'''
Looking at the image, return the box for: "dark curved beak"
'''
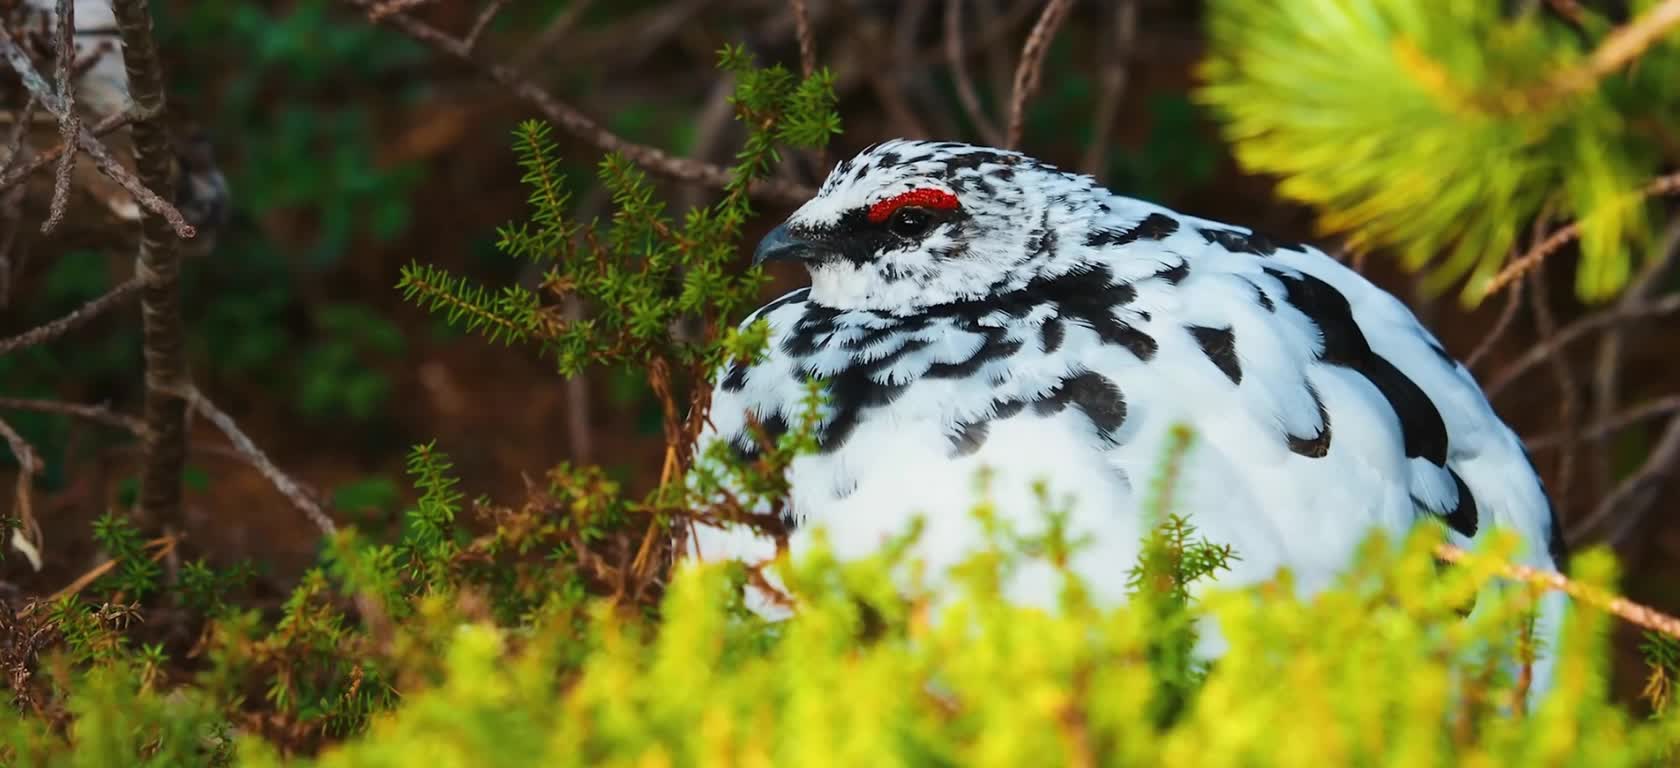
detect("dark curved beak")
[753,223,816,266]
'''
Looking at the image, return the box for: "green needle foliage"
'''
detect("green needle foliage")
[1197,1,1680,303]
[398,45,840,376]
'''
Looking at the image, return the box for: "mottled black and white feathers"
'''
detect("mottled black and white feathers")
[689,139,1567,693]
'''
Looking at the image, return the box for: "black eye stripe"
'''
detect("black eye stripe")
[788,203,967,267]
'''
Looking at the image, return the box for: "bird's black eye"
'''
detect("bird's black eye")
[888,207,933,238]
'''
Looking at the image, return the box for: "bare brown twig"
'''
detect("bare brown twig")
[0,109,131,192]
[0,396,335,535]
[789,0,827,173]
[0,414,43,570]
[944,0,1002,146]
[1465,270,1523,371]
[19,534,176,616]
[0,26,195,238]
[0,274,145,356]
[368,0,432,21]
[790,0,816,79]
[1487,293,1680,398]
[1527,262,1579,506]
[511,0,596,70]
[1079,0,1138,176]
[1485,171,1680,295]
[855,13,930,139]
[1435,543,1680,640]
[1584,218,1680,505]
[1573,0,1680,88]
[0,397,145,436]
[0,93,37,307]
[171,384,337,537]
[1005,0,1073,150]
[1572,413,1680,547]
[463,0,510,54]
[346,0,815,205]
[1526,396,1680,451]
[41,0,77,235]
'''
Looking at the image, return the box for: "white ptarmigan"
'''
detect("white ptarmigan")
[687,139,1567,692]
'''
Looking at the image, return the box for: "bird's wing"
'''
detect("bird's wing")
[1095,203,1563,570]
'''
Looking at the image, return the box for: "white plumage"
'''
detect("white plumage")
[687,140,1566,694]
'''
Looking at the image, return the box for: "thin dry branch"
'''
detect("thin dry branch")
[172,384,337,537]
[1577,0,1680,85]
[1079,0,1138,176]
[0,94,37,307]
[19,534,175,615]
[368,0,433,20]
[1465,270,1523,371]
[1585,218,1680,505]
[1526,396,1680,451]
[1485,171,1680,295]
[0,274,145,356]
[1528,258,1580,505]
[1435,542,1680,640]
[790,0,827,173]
[0,396,146,435]
[0,185,23,308]
[0,27,195,238]
[511,0,596,70]
[1573,412,1680,546]
[944,0,1002,146]
[1005,0,1073,150]
[0,414,43,571]
[790,0,816,79]
[1486,293,1680,398]
[0,109,131,192]
[41,0,77,235]
[463,0,510,54]
[0,397,341,533]
[346,0,815,206]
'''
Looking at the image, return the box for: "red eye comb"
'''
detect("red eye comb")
[867,188,960,224]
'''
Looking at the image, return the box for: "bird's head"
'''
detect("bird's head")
[754,139,1102,312]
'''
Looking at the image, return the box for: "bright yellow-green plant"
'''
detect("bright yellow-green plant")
[1197,1,1680,302]
[229,507,1680,767]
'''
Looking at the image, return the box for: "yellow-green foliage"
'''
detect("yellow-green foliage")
[1196,1,1680,303]
[229,519,1679,768]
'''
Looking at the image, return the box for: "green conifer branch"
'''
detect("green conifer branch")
[1198,1,1679,303]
